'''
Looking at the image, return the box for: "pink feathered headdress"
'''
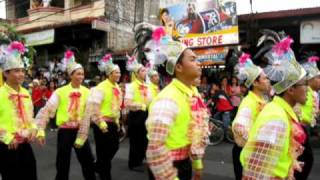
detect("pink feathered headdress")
[272,36,294,56]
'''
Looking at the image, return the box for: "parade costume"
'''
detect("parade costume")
[0,41,38,180]
[81,54,122,180]
[125,52,151,170]
[293,54,320,180]
[240,32,307,179]
[231,53,267,180]
[134,23,209,180]
[35,50,95,180]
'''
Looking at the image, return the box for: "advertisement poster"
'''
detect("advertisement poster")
[300,20,320,44]
[160,0,239,48]
[193,47,229,65]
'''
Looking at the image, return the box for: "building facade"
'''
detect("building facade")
[4,0,159,76]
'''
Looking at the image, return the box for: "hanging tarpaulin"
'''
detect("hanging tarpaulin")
[23,29,55,47]
[160,0,239,48]
[193,46,229,65]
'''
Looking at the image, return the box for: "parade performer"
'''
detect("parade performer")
[125,49,151,170]
[35,50,96,180]
[148,69,160,99]
[231,52,270,180]
[134,22,209,180]
[81,53,122,180]
[0,41,38,180]
[240,32,308,179]
[294,52,320,180]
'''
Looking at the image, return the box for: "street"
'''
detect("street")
[34,130,320,180]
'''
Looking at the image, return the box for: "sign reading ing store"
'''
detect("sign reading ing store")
[161,0,239,48]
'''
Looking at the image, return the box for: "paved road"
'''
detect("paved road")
[33,130,320,180]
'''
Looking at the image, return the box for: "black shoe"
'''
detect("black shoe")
[129,165,145,172]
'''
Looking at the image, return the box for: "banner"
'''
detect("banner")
[160,0,238,48]
[23,29,55,46]
[301,20,320,44]
[193,46,229,65]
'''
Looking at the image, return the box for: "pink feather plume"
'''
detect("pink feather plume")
[308,56,319,63]
[272,36,294,56]
[152,27,166,43]
[239,53,251,65]
[126,54,136,64]
[64,50,74,60]
[8,41,26,54]
[102,54,112,62]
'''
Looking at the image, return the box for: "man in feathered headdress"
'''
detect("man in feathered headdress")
[132,22,209,180]
[81,53,122,180]
[241,31,308,180]
[0,41,38,180]
[35,50,96,180]
[293,52,320,180]
[231,52,270,180]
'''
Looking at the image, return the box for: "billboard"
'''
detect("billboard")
[160,0,238,48]
[301,20,320,44]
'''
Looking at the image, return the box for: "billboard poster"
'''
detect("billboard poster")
[300,20,320,44]
[160,0,239,48]
[193,47,229,65]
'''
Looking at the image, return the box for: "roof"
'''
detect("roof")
[239,6,320,21]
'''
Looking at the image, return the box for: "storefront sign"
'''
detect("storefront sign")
[301,20,320,44]
[23,29,55,46]
[193,46,229,65]
[161,0,239,48]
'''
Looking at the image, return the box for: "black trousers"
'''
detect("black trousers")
[55,128,96,180]
[128,110,148,168]
[232,144,243,180]
[0,142,37,180]
[148,158,192,180]
[93,122,119,180]
[294,126,314,180]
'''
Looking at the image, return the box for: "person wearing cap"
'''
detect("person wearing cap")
[293,53,320,180]
[240,33,308,179]
[35,50,96,180]
[81,54,122,180]
[0,41,38,180]
[148,69,160,99]
[145,40,208,179]
[231,53,270,180]
[125,53,151,171]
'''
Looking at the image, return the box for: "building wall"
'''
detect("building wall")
[105,0,158,51]
[7,0,159,52]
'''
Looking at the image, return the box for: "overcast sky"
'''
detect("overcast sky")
[0,0,320,19]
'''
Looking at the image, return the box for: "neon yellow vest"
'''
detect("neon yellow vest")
[299,87,315,125]
[96,79,122,121]
[0,70,3,87]
[149,79,193,150]
[240,96,294,178]
[149,83,159,99]
[55,84,89,126]
[232,91,266,128]
[132,79,148,105]
[0,84,36,144]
